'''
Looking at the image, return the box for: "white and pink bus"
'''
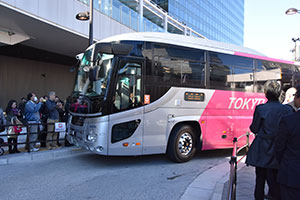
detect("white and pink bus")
[66,32,300,162]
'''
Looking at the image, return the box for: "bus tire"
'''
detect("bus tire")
[167,124,196,163]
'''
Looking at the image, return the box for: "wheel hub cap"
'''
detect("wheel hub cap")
[178,132,193,156]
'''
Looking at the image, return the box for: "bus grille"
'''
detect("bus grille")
[71,116,85,126]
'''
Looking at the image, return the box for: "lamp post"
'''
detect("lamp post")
[292,38,300,61]
[76,0,94,46]
[285,8,300,15]
[285,9,300,61]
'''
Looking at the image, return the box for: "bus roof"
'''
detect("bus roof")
[98,32,295,65]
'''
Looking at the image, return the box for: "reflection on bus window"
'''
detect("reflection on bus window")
[210,64,233,90]
[227,67,254,92]
[255,60,293,93]
[113,61,142,113]
[152,44,205,87]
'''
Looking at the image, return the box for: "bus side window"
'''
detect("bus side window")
[209,64,233,90]
[113,61,142,113]
[153,44,205,87]
[254,60,286,93]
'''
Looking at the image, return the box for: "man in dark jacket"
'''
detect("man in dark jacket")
[45,91,59,150]
[246,80,293,200]
[276,85,300,200]
[18,97,27,117]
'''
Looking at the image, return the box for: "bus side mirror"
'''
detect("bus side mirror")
[89,66,105,82]
[76,53,84,60]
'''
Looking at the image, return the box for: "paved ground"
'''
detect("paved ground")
[236,164,256,200]
[0,146,267,200]
[231,162,269,200]
[0,148,233,200]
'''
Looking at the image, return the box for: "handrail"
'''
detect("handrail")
[227,131,254,200]
[0,121,67,155]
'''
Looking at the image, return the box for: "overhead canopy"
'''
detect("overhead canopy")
[0,4,91,57]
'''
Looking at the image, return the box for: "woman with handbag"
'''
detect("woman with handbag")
[7,117,22,153]
[6,100,22,153]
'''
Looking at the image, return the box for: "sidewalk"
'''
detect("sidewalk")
[235,164,256,200]
[0,146,87,165]
[181,158,259,200]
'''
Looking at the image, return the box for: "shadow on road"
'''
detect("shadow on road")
[73,148,233,167]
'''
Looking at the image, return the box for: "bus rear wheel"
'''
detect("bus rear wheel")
[167,125,196,163]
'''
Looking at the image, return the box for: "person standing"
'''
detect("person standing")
[18,97,27,117]
[283,87,297,112]
[0,106,6,134]
[6,100,22,120]
[246,80,293,200]
[25,92,43,152]
[39,95,49,148]
[46,91,59,150]
[5,100,22,153]
[276,84,300,200]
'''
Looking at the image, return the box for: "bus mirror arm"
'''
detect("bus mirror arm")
[89,66,105,82]
[89,66,99,82]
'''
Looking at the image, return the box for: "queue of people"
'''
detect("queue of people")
[0,91,70,154]
[246,81,300,200]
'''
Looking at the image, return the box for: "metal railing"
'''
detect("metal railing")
[0,122,68,156]
[227,132,253,200]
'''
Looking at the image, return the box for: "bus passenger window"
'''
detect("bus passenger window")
[181,61,205,87]
[230,67,254,92]
[254,61,285,93]
[210,64,233,90]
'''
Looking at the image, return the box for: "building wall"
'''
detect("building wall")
[0,55,76,109]
[0,0,135,42]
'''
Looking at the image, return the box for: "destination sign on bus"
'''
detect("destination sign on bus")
[184,92,205,102]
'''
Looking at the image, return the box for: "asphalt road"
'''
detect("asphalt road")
[0,149,232,200]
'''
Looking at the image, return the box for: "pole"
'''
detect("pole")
[292,38,300,61]
[89,0,94,46]
[294,38,297,61]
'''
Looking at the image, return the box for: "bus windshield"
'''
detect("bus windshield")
[75,49,114,97]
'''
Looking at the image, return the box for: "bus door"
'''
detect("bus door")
[108,58,144,155]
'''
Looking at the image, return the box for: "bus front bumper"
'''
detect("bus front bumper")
[67,120,108,155]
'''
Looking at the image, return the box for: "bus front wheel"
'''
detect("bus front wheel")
[167,124,196,163]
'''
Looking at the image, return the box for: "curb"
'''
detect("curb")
[218,159,247,200]
[180,161,230,200]
[0,147,87,165]
[180,156,247,200]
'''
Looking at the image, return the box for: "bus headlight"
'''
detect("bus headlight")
[86,133,97,142]
[95,146,104,152]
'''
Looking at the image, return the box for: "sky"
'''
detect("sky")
[244,0,300,61]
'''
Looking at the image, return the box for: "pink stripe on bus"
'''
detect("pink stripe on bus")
[234,52,294,65]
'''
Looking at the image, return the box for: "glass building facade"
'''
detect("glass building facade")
[78,0,244,45]
[78,0,165,33]
[154,0,245,46]
[78,0,205,38]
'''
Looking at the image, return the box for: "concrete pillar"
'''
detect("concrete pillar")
[164,14,168,32]
[138,0,143,31]
[184,26,187,36]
